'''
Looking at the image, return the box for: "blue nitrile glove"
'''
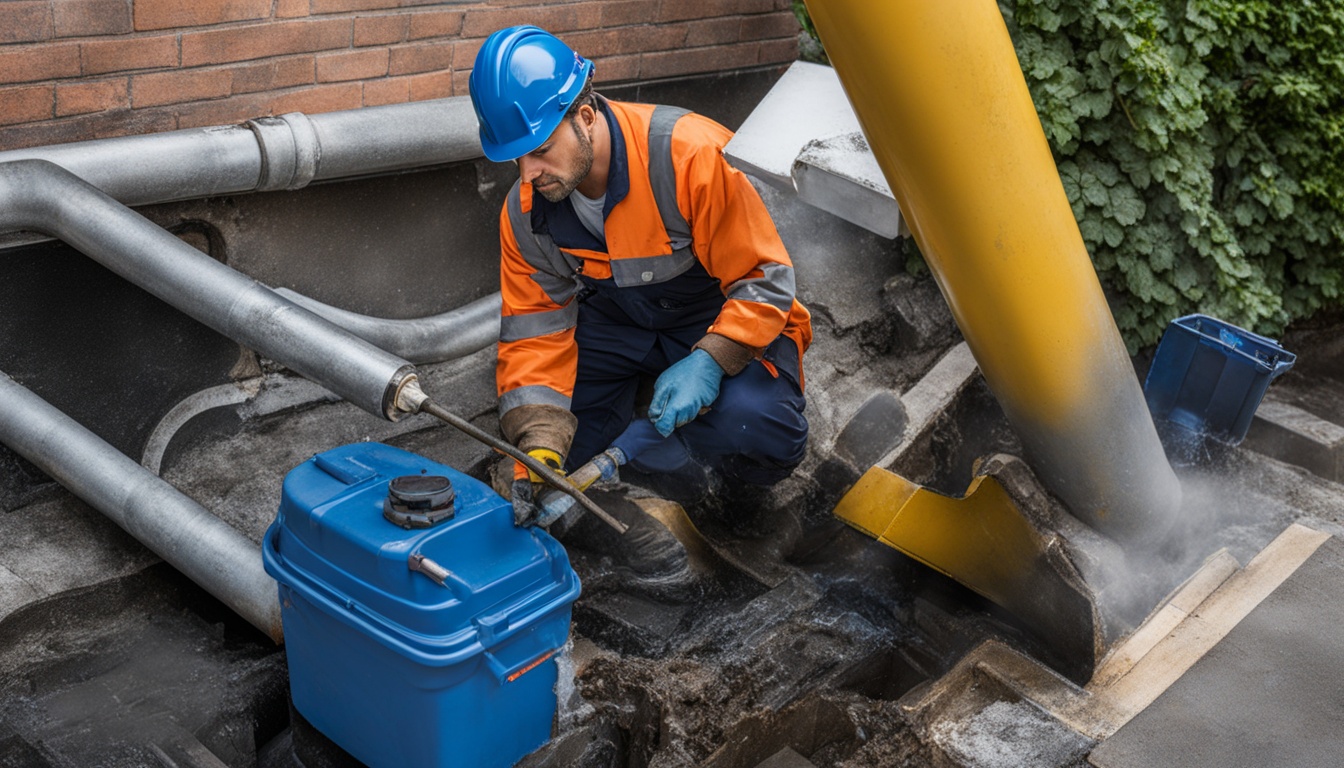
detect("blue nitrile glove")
[648,349,724,437]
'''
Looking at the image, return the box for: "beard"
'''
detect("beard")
[533,117,595,203]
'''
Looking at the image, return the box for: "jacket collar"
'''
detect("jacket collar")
[530,96,629,251]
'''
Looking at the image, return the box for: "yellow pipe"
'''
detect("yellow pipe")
[805,0,1180,543]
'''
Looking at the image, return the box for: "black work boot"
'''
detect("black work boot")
[555,488,697,603]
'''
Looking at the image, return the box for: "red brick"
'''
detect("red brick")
[181,18,352,66]
[452,68,470,96]
[561,29,620,60]
[592,54,639,84]
[686,17,742,47]
[173,92,270,128]
[231,56,316,93]
[0,85,54,126]
[451,38,482,70]
[0,2,53,45]
[310,0,397,13]
[56,78,130,116]
[135,0,272,31]
[408,10,463,40]
[363,76,409,106]
[0,107,176,150]
[133,68,233,107]
[564,24,684,58]
[757,37,797,65]
[275,0,310,18]
[639,42,759,79]
[461,4,602,38]
[739,11,800,41]
[82,34,179,74]
[0,44,81,84]
[317,48,388,82]
[408,70,453,101]
[354,14,407,46]
[477,0,588,6]
[658,0,776,22]
[388,41,453,76]
[53,0,132,37]
[269,82,362,114]
[601,0,658,27]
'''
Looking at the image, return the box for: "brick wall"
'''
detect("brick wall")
[0,0,799,151]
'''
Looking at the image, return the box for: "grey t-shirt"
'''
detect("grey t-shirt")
[570,189,607,245]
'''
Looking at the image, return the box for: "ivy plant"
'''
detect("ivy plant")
[1003,0,1344,350]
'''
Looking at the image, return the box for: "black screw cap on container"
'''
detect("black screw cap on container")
[384,475,456,528]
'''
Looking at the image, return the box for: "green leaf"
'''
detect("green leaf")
[971,0,1344,347]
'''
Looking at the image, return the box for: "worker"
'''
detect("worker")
[469,25,812,541]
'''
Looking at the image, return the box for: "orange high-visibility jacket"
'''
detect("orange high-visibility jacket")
[495,99,812,419]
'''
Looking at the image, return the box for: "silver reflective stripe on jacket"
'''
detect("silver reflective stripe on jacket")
[612,105,697,288]
[499,303,579,343]
[725,261,796,313]
[647,106,693,249]
[500,384,572,413]
[506,104,704,296]
[507,181,584,305]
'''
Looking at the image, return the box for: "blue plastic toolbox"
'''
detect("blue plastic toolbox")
[263,443,581,768]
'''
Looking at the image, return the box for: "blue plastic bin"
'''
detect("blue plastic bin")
[263,443,581,768]
[1144,314,1296,444]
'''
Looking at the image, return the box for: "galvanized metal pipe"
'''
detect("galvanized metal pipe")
[0,372,283,642]
[274,288,502,364]
[0,159,416,421]
[0,97,483,207]
[806,0,1181,544]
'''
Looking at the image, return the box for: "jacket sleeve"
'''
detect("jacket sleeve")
[496,198,579,454]
[673,116,798,373]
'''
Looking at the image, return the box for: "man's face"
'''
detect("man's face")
[517,110,594,203]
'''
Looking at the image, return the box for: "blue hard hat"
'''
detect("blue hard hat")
[469,26,594,162]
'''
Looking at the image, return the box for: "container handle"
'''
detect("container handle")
[484,648,556,685]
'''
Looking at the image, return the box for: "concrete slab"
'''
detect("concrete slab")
[0,496,157,623]
[1245,393,1344,482]
[794,131,903,238]
[1089,534,1344,768]
[755,746,816,768]
[724,61,904,239]
[724,61,863,191]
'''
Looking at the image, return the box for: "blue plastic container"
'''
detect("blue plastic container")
[262,443,580,768]
[1144,314,1296,444]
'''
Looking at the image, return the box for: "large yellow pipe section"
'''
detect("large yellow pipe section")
[806,0,1180,543]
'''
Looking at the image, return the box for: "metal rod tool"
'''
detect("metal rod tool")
[416,398,628,535]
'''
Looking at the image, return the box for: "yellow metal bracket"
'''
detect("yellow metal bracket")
[834,461,1109,681]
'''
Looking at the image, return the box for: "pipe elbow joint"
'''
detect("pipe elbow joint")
[0,158,74,232]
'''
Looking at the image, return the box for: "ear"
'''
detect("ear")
[578,103,597,131]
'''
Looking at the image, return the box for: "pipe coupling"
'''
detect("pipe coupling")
[248,113,319,192]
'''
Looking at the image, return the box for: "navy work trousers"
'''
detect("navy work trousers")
[566,279,808,486]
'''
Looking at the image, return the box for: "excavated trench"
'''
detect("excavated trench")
[4,250,1344,767]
